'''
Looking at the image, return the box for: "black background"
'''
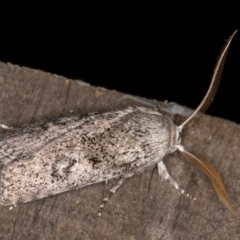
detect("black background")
[0,7,239,122]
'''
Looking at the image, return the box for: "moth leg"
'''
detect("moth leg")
[0,124,13,130]
[98,173,133,216]
[157,161,196,200]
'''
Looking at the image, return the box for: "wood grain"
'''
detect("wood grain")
[0,61,239,240]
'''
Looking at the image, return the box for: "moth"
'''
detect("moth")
[0,30,237,217]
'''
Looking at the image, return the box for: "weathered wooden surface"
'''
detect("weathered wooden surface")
[0,62,239,240]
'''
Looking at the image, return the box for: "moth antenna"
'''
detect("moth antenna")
[176,146,238,216]
[179,30,238,130]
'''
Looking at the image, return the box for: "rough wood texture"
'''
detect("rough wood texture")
[0,62,239,240]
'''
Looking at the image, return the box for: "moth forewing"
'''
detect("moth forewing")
[0,107,176,206]
[0,30,238,217]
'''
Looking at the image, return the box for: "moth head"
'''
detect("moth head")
[174,30,239,216]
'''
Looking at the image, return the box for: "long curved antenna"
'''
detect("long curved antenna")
[179,30,238,129]
[177,147,238,216]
